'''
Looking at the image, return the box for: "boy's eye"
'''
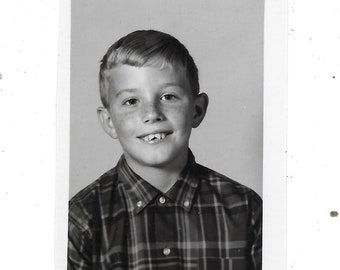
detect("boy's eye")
[123,98,138,106]
[160,94,177,101]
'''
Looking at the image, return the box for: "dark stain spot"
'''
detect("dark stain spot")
[330,211,338,217]
[0,73,2,80]
[332,76,335,79]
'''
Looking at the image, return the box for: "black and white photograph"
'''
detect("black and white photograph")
[68,0,263,269]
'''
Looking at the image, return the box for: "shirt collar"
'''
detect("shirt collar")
[117,156,159,215]
[117,149,199,215]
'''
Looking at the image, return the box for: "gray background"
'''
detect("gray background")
[70,0,264,198]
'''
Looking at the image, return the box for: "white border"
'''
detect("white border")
[55,0,70,268]
[263,0,287,269]
[1,1,59,269]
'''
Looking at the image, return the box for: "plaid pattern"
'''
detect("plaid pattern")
[68,152,262,270]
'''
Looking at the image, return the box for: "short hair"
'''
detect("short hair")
[99,30,200,108]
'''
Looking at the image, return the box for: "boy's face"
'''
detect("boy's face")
[98,65,207,170]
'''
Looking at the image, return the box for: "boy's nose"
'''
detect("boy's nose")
[142,102,164,123]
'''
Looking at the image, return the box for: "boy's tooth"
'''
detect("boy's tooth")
[142,133,167,142]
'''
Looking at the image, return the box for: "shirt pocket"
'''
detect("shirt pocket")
[197,257,248,270]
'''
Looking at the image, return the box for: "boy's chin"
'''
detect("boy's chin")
[125,148,189,169]
[133,155,181,168]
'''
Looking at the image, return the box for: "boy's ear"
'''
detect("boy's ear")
[192,93,209,128]
[97,107,118,139]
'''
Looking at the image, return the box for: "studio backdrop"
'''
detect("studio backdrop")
[70,0,264,198]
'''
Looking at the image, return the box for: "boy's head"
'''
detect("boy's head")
[99,30,200,109]
[97,30,208,171]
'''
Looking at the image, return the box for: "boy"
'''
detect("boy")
[68,30,262,270]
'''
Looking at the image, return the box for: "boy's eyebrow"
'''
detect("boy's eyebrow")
[114,88,138,98]
[115,83,186,97]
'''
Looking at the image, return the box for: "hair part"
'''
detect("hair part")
[99,30,200,108]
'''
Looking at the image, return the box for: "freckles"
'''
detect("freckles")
[115,108,139,120]
[114,110,139,132]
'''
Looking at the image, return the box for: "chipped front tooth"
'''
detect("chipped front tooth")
[142,133,167,142]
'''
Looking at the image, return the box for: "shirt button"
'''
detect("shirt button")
[163,247,171,256]
[183,200,190,208]
[159,196,166,204]
[136,201,143,208]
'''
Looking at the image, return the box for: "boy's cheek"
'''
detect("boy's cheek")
[112,109,139,123]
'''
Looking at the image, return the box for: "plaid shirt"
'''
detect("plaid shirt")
[68,152,262,270]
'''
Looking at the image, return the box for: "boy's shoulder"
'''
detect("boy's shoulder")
[194,162,262,205]
[68,165,122,237]
[69,166,119,208]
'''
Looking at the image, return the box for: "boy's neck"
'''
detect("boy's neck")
[125,152,188,193]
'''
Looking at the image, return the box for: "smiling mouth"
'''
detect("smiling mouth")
[139,132,170,143]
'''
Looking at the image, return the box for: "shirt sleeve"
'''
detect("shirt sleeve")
[249,191,262,270]
[68,204,92,270]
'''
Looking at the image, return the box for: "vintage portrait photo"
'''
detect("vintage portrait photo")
[68,0,264,269]
[5,0,340,269]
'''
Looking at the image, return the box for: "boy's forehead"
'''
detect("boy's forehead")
[107,64,191,93]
